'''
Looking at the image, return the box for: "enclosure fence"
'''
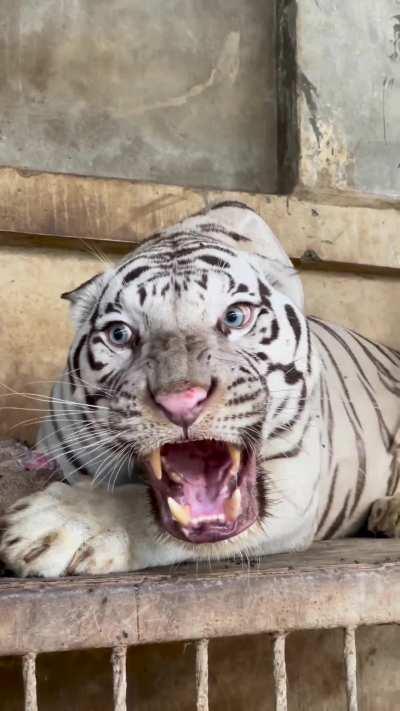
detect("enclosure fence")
[1,539,399,711]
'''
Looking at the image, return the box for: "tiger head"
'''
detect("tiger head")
[62,203,319,547]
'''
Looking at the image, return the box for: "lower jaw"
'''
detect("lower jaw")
[158,511,258,544]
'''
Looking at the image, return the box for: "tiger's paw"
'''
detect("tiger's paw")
[0,482,131,577]
[368,494,400,537]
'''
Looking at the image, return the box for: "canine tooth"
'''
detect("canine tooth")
[149,449,162,480]
[170,471,184,484]
[228,444,241,475]
[167,497,191,526]
[224,488,241,522]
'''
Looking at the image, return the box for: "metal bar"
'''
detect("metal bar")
[22,652,38,711]
[344,627,358,711]
[196,639,209,711]
[112,645,128,711]
[272,633,288,711]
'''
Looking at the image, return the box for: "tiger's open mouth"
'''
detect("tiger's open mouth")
[145,440,258,543]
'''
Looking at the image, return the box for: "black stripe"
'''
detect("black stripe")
[175,242,236,259]
[314,334,363,430]
[87,345,106,371]
[258,279,272,301]
[315,334,367,514]
[226,389,262,407]
[260,319,279,345]
[122,265,150,283]
[269,380,307,439]
[198,255,230,269]
[232,283,249,295]
[316,464,339,536]
[263,413,313,461]
[306,321,312,374]
[321,373,334,474]
[138,286,147,306]
[348,327,400,368]
[199,222,251,243]
[314,319,392,448]
[72,334,87,382]
[268,362,303,385]
[196,273,208,291]
[49,398,90,476]
[323,492,350,539]
[285,304,301,346]
[105,302,121,315]
[210,200,255,213]
[359,338,400,383]
[387,456,400,496]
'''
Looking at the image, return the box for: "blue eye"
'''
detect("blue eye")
[222,304,253,330]
[107,323,133,347]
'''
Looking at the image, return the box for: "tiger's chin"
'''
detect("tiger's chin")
[144,440,259,544]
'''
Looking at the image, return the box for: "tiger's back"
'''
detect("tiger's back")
[311,317,400,539]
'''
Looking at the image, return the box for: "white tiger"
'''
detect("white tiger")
[1,202,400,577]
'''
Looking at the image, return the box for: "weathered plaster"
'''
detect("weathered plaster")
[297,0,400,197]
[0,1,277,192]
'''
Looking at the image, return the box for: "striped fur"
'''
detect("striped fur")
[3,202,400,576]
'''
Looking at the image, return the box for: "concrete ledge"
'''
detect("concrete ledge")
[1,168,400,271]
[0,539,400,655]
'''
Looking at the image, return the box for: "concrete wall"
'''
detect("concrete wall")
[298,0,400,196]
[4,1,400,199]
[0,0,277,193]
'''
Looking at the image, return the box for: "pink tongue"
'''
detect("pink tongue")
[163,442,232,518]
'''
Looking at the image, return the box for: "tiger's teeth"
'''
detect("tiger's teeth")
[224,488,241,522]
[169,471,184,484]
[167,497,191,526]
[228,444,241,476]
[149,449,162,480]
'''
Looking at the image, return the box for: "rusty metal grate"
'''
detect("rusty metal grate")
[2,539,400,711]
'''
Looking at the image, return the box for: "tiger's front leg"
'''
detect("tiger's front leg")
[0,481,190,577]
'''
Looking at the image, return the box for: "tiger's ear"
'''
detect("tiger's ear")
[61,273,105,327]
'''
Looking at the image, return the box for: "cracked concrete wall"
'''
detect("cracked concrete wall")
[298,0,400,197]
[0,0,277,192]
[3,1,400,198]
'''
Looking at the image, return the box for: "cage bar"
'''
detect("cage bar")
[112,645,128,711]
[196,638,209,711]
[344,627,358,711]
[272,633,288,711]
[22,652,38,711]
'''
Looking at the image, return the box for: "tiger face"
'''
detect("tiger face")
[62,203,317,546]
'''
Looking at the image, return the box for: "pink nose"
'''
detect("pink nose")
[154,386,208,426]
